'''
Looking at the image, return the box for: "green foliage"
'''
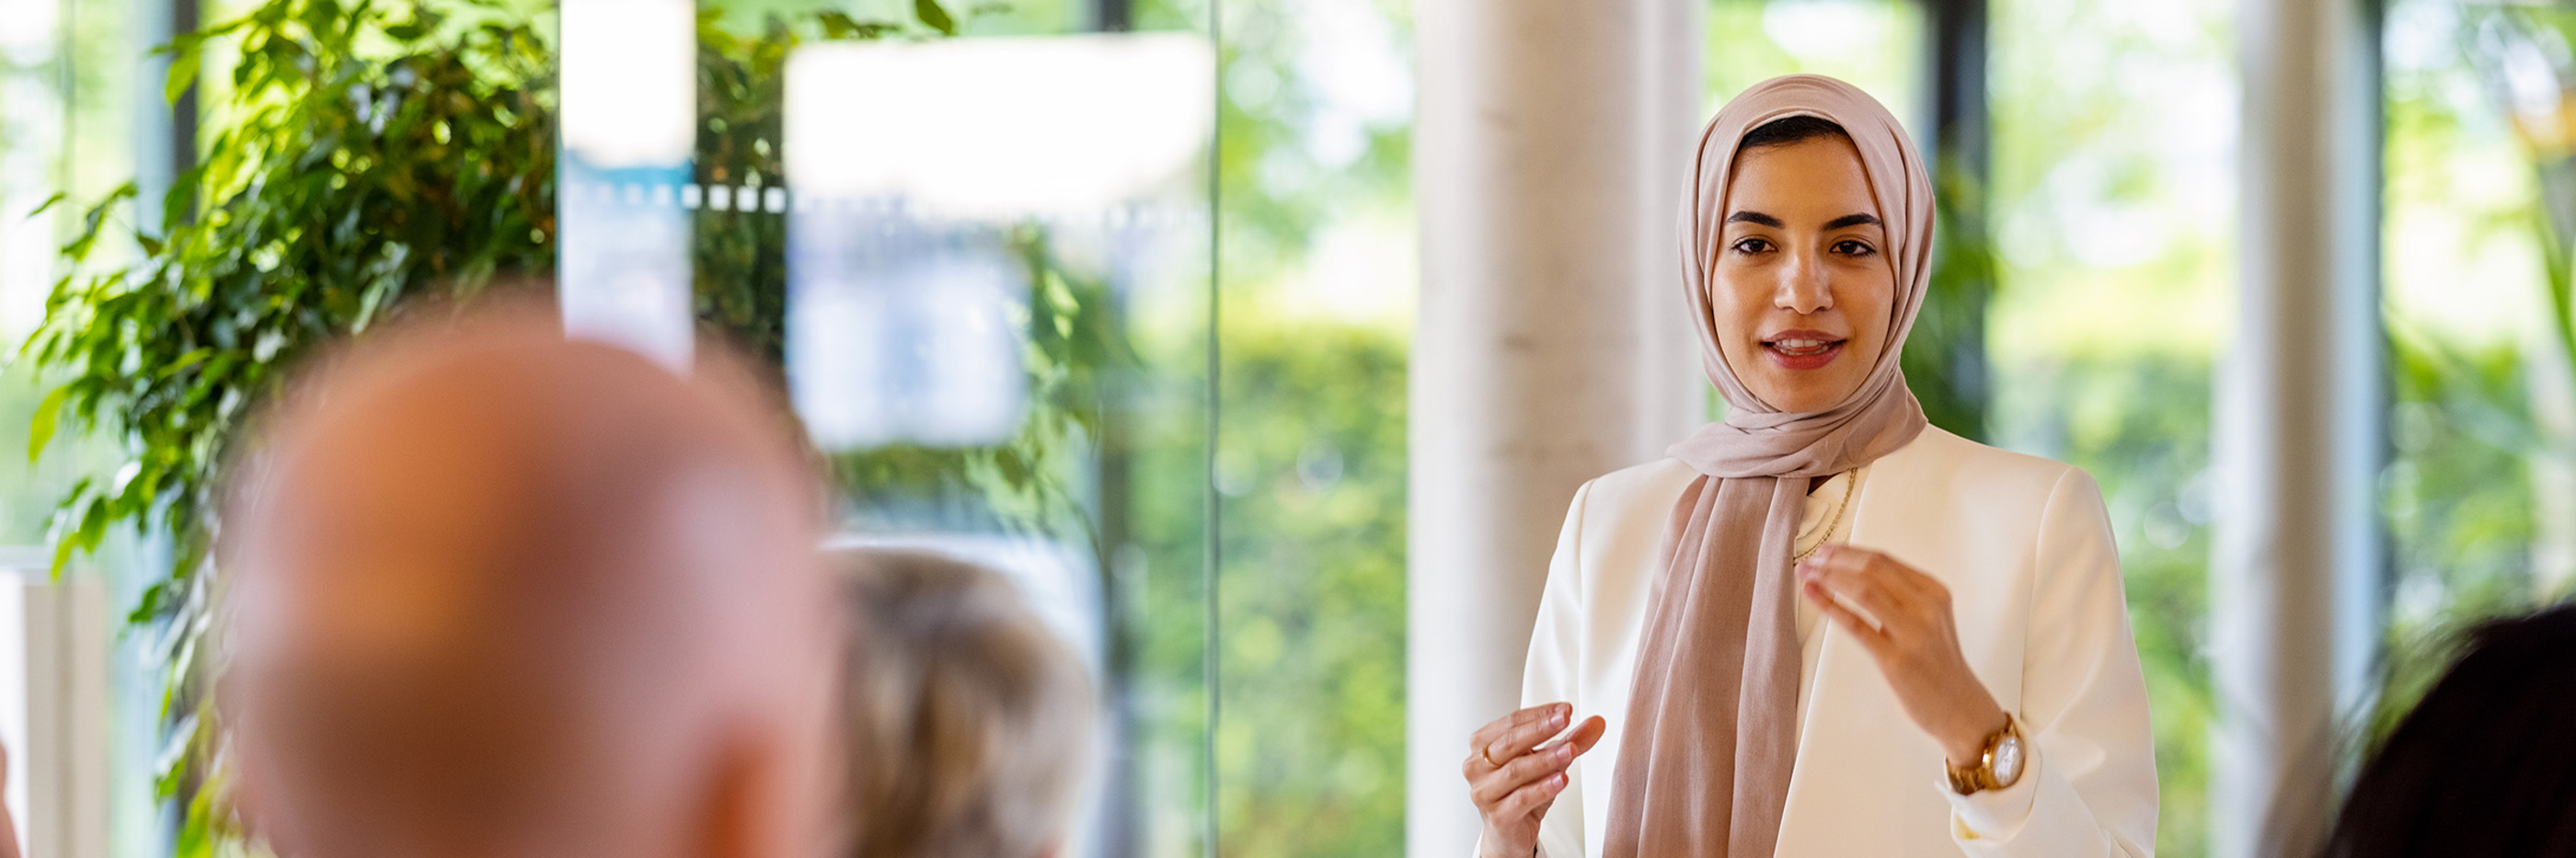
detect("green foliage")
[1203,0,1414,851]
[2369,327,2551,746]
[24,4,557,849]
[30,0,557,614]
[2377,0,2576,757]
[1907,162,1999,441]
[1212,319,1407,857]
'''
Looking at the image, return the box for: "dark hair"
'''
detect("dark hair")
[2320,602,2576,858]
[1739,115,1850,151]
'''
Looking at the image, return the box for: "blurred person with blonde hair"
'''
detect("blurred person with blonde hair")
[221,303,843,858]
[829,548,1095,858]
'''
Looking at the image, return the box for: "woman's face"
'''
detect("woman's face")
[1709,135,1896,414]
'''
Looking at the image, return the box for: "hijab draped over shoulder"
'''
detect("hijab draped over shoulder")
[1600,74,1936,858]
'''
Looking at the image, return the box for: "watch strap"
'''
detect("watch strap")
[1944,715,2020,795]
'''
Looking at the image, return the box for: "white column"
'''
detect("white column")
[2214,0,2383,855]
[1407,0,1700,852]
[23,574,110,858]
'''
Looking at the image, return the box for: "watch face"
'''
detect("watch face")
[1992,734,2025,786]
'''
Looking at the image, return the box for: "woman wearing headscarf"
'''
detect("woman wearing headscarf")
[1458,74,2158,857]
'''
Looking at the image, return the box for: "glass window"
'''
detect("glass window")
[1987,1,2237,853]
[644,2,1224,854]
[1209,0,1414,850]
[2378,0,2575,737]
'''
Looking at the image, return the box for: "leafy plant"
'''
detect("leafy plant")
[1907,160,2000,441]
[26,3,558,848]
[23,0,1133,852]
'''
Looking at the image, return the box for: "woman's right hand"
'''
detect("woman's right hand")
[1464,702,1607,858]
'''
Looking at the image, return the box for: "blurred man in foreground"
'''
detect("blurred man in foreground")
[220,303,841,858]
[1,738,18,858]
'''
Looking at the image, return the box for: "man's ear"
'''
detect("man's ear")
[696,733,783,858]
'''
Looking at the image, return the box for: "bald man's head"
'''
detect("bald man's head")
[222,306,838,858]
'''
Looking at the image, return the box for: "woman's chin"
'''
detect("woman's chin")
[1751,375,1865,414]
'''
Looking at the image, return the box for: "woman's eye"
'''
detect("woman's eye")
[1732,238,1773,255]
[1834,240,1876,257]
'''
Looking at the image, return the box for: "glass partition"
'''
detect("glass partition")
[557,2,1222,854]
[1986,0,2235,852]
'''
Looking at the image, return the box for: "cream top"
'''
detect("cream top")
[1791,466,1866,731]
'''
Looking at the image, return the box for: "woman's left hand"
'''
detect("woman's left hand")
[1796,543,2007,766]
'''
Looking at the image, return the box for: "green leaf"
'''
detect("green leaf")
[165,44,201,106]
[74,496,108,552]
[816,11,899,40]
[25,191,65,220]
[914,0,958,35]
[27,384,66,463]
[125,581,167,626]
[45,479,89,578]
[49,529,75,578]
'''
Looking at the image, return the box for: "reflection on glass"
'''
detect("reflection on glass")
[788,214,1029,449]
[558,0,697,368]
[784,36,1209,451]
[777,29,1215,858]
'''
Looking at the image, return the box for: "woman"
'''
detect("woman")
[1460,74,2156,857]
[830,548,1096,858]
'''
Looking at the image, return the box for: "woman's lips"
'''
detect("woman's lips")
[1762,331,1846,371]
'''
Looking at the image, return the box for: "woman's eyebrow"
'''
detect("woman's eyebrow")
[1825,212,1882,230]
[1724,211,1784,227]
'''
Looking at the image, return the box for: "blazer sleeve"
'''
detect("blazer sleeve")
[1472,480,1596,858]
[1942,467,2159,858]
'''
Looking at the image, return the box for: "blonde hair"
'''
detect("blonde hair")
[832,548,1096,858]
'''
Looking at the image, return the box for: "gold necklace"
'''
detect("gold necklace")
[1792,471,1857,563]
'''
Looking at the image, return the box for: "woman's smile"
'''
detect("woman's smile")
[1761,328,1846,371]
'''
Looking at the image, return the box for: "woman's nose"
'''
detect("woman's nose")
[1773,251,1833,315]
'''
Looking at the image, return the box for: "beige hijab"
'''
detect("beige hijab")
[1602,74,1934,858]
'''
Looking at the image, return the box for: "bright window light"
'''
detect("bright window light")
[784,34,1213,218]
[558,0,696,169]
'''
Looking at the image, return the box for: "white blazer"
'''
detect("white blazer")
[1517,428,2157,857]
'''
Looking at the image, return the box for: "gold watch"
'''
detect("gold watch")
[1944,714,2026,795]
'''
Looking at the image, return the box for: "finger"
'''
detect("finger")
[1470,703,1570,753]
[1493,771,1570,823]
[1799,557,1904,625]
[1822,543,1947,605]
[1472,736,1580,806]
[1546,715,1608,760]
[1478,704,1573,766]
[1804,578,1892,652]
[1806,543,1882,572]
